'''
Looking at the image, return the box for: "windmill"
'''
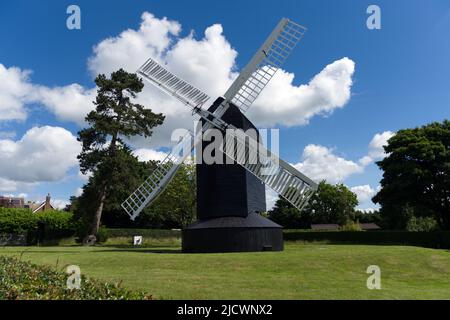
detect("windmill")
[122,18,318,252]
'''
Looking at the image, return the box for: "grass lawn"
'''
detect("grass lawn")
[1,243,449,299]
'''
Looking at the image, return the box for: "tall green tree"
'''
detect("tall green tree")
[73,161,196,230]
[373,120,450,230]
[269,181,358,228]
[74,154,156,230]
[77,69,164,242]
[268,196,311,229]
[304,181,358,225]
[136,163,197,229]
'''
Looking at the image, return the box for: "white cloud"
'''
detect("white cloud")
[249,58,356,127]
[133,148,167,162]
[0,131,16,139]
[0,64,34,121]
[34,84,96,126]
[368,131,395,159]
[51,199,70,210]
[265,188,278,211]
[0,178,20,192]
[359,131,395,165]
[294,144,364,184]
[88,14,238,149]
[358,208,377,213]
[0,64,95,126]
[75,187,83,197]
[88,12,181,76]
[77,170,91,182]
[0,12,356,151]
[0,126,81,183]
[86,13,354,147]
[350,185,376,203]
[0,178,35,193]
[358,155,373,167]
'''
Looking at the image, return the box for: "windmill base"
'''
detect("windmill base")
[182,213,283,253]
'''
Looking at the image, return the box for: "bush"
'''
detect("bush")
[0,208,37,234]
[106,228,181,239]
[34,211,75,242]
[0,208,76,244]
[96,226,109,243]
[406,216,438,232]
[341,221,362,231]
[0,256,151,300]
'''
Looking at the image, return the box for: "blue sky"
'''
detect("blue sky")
[0,0,449,210]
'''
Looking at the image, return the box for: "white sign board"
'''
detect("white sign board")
[133,236,143,246]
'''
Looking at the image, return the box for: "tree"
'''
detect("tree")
[373,120,450,230]
[73,161,196,231]
[268,196,311,229]
[74,152,156,230]
[354,210,381,224]
[136,163,197,229]
[304,181,358,225]
[77,69,164,242]
[268,181,358,228]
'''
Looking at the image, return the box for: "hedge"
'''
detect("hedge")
[0,256,151,300]
[0,208,76,244]
[106,228,450,249]
[283,230,450,249]
[106,228,181,239]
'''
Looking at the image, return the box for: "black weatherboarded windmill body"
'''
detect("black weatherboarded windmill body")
[121,18,318,253]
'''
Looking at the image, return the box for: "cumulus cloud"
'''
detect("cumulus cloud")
[77,170,92,182]
[0,63,95,126]
[0,12,359,201]
[0,12,356,150]
[0,177,35,193]
[294,144,364,184]
[51,199,70,210]
[88,12,181,76]
[265,188,279,211]
[0,126,81,183]
[87,13,238,149]
[350,185,377,203]
[358,208,377,213]
[86,13,354,147]
[0,64,34,121]
[33,85,96,126]
[249,58,355,127]
[359,131,395,165]
[368,131,395,159]
[0,131,16,139]
[132,148,168,162]
[75,187,83,197]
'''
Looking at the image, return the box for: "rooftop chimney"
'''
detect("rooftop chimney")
[45,193,51,210]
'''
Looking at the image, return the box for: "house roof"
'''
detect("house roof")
[359,223,381,230]
[31,201,54,213]
[311,224,340,230]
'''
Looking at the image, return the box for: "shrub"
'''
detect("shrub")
[0,208,37,235]
[34,211,76,242]
[0,256,152,300]
[106,228,181,239]
[0,208,76,244]
[406,216,438,232]
[96,226,109,243]
[341,221,362,231]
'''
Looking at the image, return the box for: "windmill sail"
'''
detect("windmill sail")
[138,58,210,108]
[222,128,318,210]
[223,18,306,112]
[121,132,193,220]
